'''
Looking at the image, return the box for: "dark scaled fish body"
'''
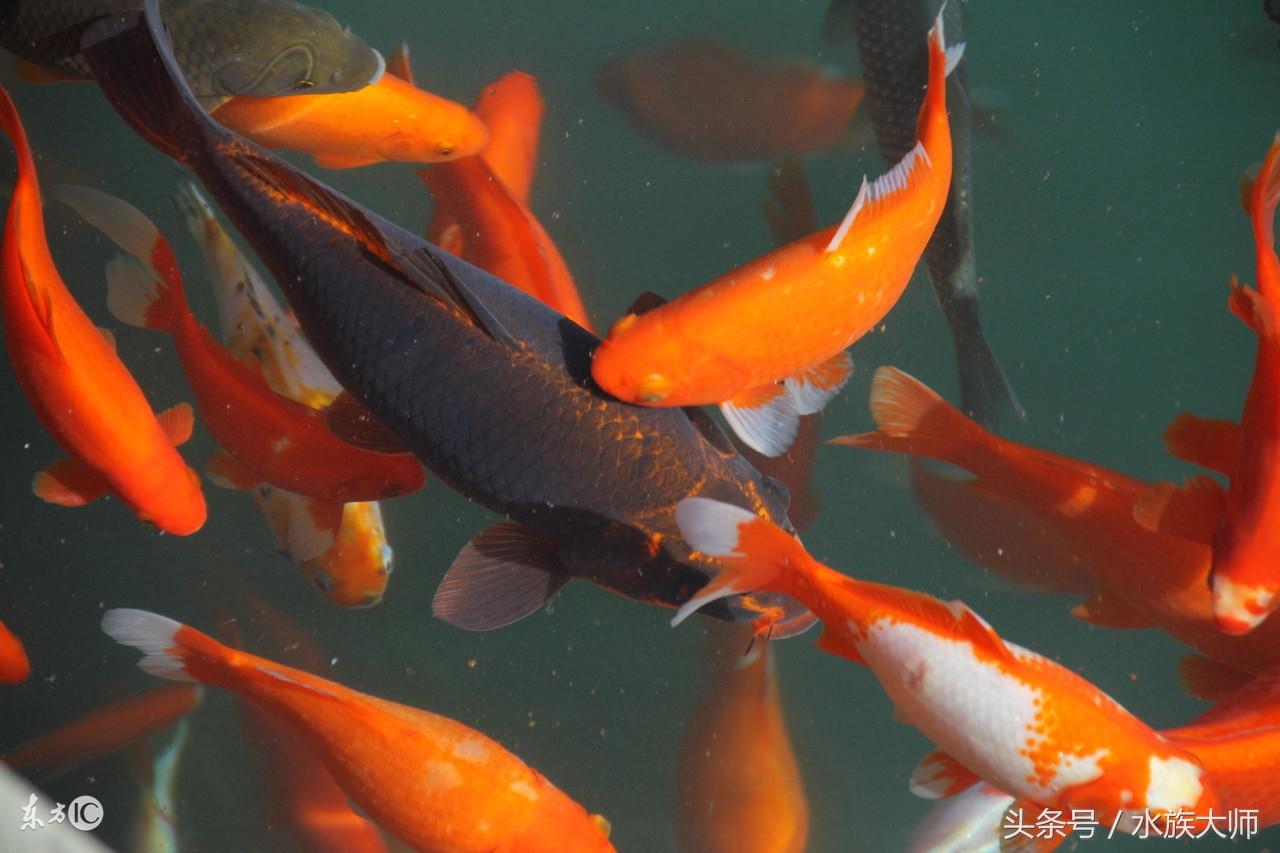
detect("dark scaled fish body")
[832,0,1022,425]
[81,2,811,635]
[0,0,382,106]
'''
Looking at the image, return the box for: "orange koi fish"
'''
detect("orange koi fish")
[1142,134,1280,634]
[175,183,393,606]
[591,11,958,456]
[0,618,29,684]
[102,609,614,852]
[832,367,1280,678]
[54,186,426,504]
[0,86,205,534]
[672,499,1219,826]
[2,684,201,773]
[676,626,808,853]
[210,71,488,169]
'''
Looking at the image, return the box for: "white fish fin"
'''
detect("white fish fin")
[720,384,799,457]
[105,253,162,328]
[785,351,853,415]
[825,176,868,253]
[101,609,197,682]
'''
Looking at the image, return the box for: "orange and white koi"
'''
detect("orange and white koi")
[671,500,1218,825]
[0,85,205,534]
[54,185,425,504]
[590,10,959,456]
[102,609,614,853]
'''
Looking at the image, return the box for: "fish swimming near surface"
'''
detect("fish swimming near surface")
[0,0,384,109]
[591,10,958,457]
[829,0,1021,425]
[1137,133,1280,636]
[103,608,616,852]
[0,86,206,535]
[597,37,864,163]
[80,1,811,635]
[0,618,30,684]
[672,497,1220,832]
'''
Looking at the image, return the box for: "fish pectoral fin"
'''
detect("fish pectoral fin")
[1229,277,1280,341]
[784,351,853,415]
[908,749,981,800]
[325,392,410,454]
[1132,476,1225,543]
[32,457,110,506]
[156,402,195,446]
[203,448,260,490]
[431,523,570,631]
[1069,591,1152,629]
[283,498,340,563]
[1163,412,1238,477]
[1178,654,1255,701]
[311,152,380,170]
[720,383,798,457]
[624,290,668,317]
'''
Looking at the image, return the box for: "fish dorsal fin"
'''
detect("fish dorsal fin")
[948,600,1015,665]
[325,392,410,454]
[1163,412,1239,477]
[785,350,853,415]
[1179,654,1254,702]
[1069,591,1151,629]
[432,522,570,631]
[625,290,668,316]
[156,402,195,446]
[97,326,116,351]
[909,749,981,800]
[19,258,63,358]
[385,245,518,347]
[386,43,415,85]
[1132,476,1226,543]
[824,176,868,253]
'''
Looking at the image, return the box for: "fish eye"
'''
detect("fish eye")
[437,144,455,157]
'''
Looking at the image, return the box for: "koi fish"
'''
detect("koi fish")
[128,719,190,853]
[672,499,1219,827]
[676,626,809,853]
[2,684,201,773]
[174,182,394,606]
[103,608,615,852]
[0,0,383,110]
[834,0,1020,425]
[212,70,487,169]
[591,10,959,456]
[81,3,812,635]
[1142,134,1280,635]
[831,367,1280,678]
[0,618,30,684]
[54,185,426,504]
[0,86,206,534]
[596,37,863,163]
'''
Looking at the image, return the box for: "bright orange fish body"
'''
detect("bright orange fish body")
[56,186,426,504]
[0,85,206,534]
[211,71,488,170]
[673,498,1218,828]
[834,367,1280,677]
[0,618,29,684]
[591,13,955,456]
[1202,133,1280,634]
[103,609,614,853]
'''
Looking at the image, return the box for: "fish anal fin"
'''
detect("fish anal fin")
[1132,476,1225,543]
[624,291,668,317]
[204,448,260,490]
[720,383,797,457]
[1070,591,1152,629]
[909,749,981,800]
[1164,412,1239,477]
[32,457,110,506]
[325,392,410,454]
[1178,654,1255,702]
[156,402,195,446]
[785,351,852,415]
[431,523,570,630]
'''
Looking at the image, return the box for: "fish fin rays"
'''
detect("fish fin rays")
[826,141,933,256]
[720,383,797,457]
[949,600,1016,665]
[105,253,168,330]
[909,749,981,799]
[824,176,868,253]
[33,457,111,506]
[156,402,195,446]
[1132,476,1226,543]
[1178,654,1255,702]
[325,392,410,454]
[432,523,570,631]
[19,258,63,359]
[785,351,853,415]
[624,290,668,317]
[1163,412,1238,477]
[283,498,339,563]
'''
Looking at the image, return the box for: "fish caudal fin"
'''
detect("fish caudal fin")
[101,609,220,684]
[829,366,992,467]
[671,498,809,627]
[79,0,219,165]
[947,293,1025,426]
[1164,412,1239,477]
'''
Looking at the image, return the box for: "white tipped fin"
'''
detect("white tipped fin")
[786,351,853,415]
[101,609,196,682]
[676,497,755,557]
[869,142,932,207]
[51,184,160,261]
[909,749,981,800]
[105,253,160,328]
[945,43,965,76]
[825,177,868,253]
[720,384,799,457]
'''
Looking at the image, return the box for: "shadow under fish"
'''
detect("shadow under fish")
[79,1,812,636]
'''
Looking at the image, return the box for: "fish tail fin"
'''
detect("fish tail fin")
[947,293,1025,426]
[829,366,996,467]
[51,185,185,331]
[101,609,236,688]
[672,498,812,627]
[79,1,219,164]
[917,4,964,157]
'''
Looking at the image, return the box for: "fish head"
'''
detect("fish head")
[131,466,208,537]
[304,502,393,608]
[374,77,489,162]
[592,313,749,406]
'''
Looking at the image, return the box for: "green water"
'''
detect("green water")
[1,1,1278,850]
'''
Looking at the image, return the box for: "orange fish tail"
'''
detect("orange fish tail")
[1252,132,1280,256]
[829,366,995,469]
[101,609,243,690]
[920,7,961,150]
